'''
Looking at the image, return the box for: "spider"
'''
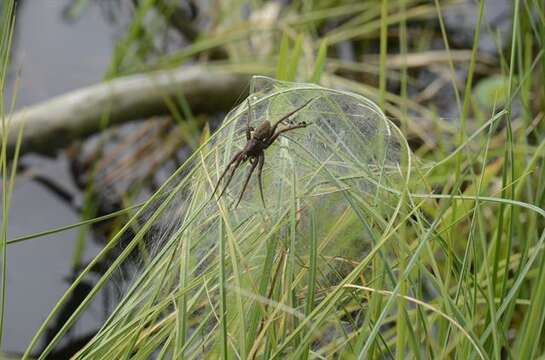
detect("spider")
[211,97,315,208]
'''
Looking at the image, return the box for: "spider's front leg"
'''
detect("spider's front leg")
[266,122,309,146]
[246,98,255,140]
[269,97,316,135]
[246,126,255,140]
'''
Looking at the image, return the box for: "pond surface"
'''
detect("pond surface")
[3,1,121,355]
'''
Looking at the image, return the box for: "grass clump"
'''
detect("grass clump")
[35,77,412,359]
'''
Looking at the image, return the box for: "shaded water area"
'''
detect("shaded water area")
[3,1,123,355]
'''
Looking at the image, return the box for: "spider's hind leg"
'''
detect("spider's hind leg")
[257,153,266,208]
[217,156,245,200]
[211,150,244,200]
[234,156,259,208]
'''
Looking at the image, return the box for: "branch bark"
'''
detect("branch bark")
[3,66,249,156]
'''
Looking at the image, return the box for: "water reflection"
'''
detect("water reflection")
[4,1,119,355]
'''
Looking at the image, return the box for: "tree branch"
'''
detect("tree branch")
[3,66,249,156]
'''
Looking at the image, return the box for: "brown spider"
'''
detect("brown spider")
[211,97,315,208]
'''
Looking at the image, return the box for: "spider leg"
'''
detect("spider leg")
[256,152,266,207]
[269,97,316,135]
[217,155,245,199]
[246,98,254,140]
[211,150,244,199]
[266,123,309,146]
[234,156,259,208]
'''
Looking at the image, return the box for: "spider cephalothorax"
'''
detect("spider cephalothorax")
[211,97,315,208]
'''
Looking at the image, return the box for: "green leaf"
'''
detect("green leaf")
[276,32,291,80]
[286,34,304,81]
[310,40,328,84]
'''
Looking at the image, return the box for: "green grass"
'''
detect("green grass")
[1,0,545,359]
[0,0,20,352]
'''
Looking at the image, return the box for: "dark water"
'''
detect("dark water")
[3,1,120,355]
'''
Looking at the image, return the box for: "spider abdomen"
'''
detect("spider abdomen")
[252,121,272,141]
